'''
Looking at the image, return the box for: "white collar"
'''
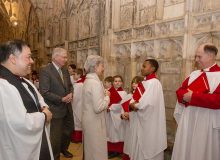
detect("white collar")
[52,62,60,71]
[203,63,216,72]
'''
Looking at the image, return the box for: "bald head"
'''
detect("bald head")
[198,43,218,55]
[195,43,218,69]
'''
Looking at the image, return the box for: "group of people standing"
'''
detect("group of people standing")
[0,39,220,160]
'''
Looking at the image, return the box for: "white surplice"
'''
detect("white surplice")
[72,82,83,130]
[0,78,54,160]
[106,90,127,142]
[130,78,167,160]
[172,70,220,160]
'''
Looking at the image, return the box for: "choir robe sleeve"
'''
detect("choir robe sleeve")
[176,77,189,104]
[91,80,110,113]
[189,83,220,109]
[0,79,45,160]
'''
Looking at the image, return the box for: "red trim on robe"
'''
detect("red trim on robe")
[108,86,122,106]
[76,76,86,83]
[208,64,220,72]
[117,87,124,91]
[176,64,220,109]
[107,142,124,153]
[71,130,82,142]
[145,73,157,80]
[122,153,130,160]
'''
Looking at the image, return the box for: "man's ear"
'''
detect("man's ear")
[9,54,16,64]
[151,66,156,73]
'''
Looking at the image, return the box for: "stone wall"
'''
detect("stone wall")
[30,0,220,149]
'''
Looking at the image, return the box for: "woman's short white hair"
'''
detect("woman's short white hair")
[84,55,103,73]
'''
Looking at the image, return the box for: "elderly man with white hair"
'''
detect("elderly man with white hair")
[82,55,110,160]
[39,47,74,160]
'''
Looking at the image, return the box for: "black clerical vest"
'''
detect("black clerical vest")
[0,65,51,160]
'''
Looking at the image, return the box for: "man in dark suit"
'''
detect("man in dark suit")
[39,47,74,160]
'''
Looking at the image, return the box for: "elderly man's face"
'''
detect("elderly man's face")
[195,45,215,69]
[54,51,68,67]
[14,46,34,77]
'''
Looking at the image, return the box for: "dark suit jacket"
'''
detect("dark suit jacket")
[39,63,73,118]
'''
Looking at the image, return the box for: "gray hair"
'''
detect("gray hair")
[52,47,67,59]
[84,55,104,73]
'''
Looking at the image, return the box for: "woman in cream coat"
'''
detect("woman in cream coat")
[82,55,110,160]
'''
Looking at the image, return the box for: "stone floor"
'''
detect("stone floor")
[60,142,172,160]
[60,142,120,160]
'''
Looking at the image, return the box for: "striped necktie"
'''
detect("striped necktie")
[58,68,64,83]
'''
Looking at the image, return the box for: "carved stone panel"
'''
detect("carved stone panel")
[164,0,184,6]
[158,39,183,59]
[192,12,220,34]
[160,74,180,91]
[78,39,88,49]
[68,41,78,51]
[90,4,100,36]
[132,41,154,58]
[78,11,90,39]
[139,0,156,25]
[68,15,78,41]
[114,29,132,43]
[160,61,182,74]
[77,49,88,69]
[193,0,220,12]
[114,57,131,92]
[133,25,155,40]
[155,20,184,37]
[60,18,66,41]
[69,51,77,64]
[52,21,60,45]
[113,44,131,58]
[120,1,133,29]
[88,37,99,47]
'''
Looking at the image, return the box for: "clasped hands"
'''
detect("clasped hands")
[182,89,193,103]
[129,101,138,111]
[62,93,73,103]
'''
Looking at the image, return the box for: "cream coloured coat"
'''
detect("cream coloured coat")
[82,73,110,160]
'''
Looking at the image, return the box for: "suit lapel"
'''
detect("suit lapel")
[50,64,66,88]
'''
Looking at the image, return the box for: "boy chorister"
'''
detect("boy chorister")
[106,75,127,158]
[71,68,85,142]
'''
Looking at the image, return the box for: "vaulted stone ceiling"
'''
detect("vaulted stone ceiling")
[0,0,35,42]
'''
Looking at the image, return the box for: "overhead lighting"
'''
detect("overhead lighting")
[12,20,18,26]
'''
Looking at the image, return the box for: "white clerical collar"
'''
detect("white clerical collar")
[203,63,216,72]
[52,62,60,71]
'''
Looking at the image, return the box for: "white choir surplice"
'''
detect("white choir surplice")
[106,90,127,142]
[130,78,167,160]
[0,78,54,160]
[72,80,83,131]
[121,93,133,156]
[172,68,220,160]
